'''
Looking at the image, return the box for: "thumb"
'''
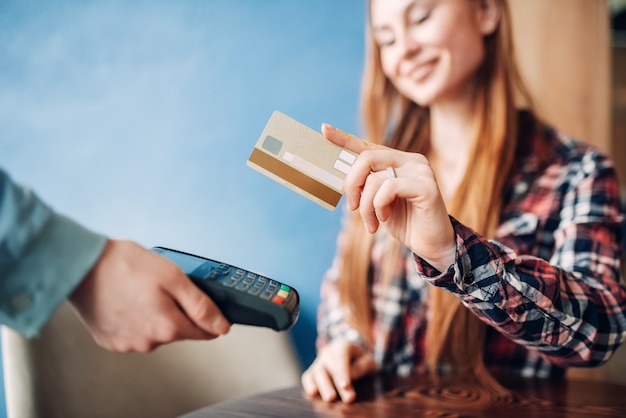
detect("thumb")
[169,276,232,336]
[322,123,371,154]
[350,351,377,381]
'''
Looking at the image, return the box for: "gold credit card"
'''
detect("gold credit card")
[247,111,356,210]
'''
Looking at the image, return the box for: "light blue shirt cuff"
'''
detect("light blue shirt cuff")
[0,212,107,337]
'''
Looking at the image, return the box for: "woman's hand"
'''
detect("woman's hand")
[323,124,456,271]
[301,340,377,403]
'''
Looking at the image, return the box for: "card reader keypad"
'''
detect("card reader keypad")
[205,264,292,305]
[153,247,300,331]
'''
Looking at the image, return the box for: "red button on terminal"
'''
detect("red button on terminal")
[272,296,285,305]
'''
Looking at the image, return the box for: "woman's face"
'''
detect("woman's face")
[370,0,499,107]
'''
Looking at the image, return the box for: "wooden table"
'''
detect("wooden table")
[180,373,626,417]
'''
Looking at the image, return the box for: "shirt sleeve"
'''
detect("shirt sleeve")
[414,151,626,368]
[0,169,107,337]
[315,211,366,352]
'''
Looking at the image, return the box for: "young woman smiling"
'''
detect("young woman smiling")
[301,0,626,403]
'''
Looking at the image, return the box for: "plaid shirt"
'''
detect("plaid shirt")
[316,118,626,378]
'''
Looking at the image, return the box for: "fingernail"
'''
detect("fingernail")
[321,390,336,403]
[213,316,231,334]
[342,389,355,403]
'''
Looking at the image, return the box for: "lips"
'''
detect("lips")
[404,58,438,82]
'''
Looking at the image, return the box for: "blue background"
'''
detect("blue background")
[0,0,366,415]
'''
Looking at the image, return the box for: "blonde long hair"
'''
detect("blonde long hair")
[338,0,536,387]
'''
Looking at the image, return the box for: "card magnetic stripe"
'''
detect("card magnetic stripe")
[249,148,342,207]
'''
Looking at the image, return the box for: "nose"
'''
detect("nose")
[397,26,420,58]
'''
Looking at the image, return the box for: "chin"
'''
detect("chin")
[402,90,438,107]
[397,80,443,107]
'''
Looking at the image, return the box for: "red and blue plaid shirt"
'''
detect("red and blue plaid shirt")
[316,116,626,378]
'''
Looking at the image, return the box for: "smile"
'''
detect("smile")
[405,58,438,82]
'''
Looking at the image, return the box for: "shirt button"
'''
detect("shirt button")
[11,291,33,312]
[514,305,526,314]
[514,182,529,195]
[463,272,474,284]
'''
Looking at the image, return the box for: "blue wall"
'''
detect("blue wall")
[0,1,366,416]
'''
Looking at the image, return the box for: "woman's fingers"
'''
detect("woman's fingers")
[301,369,319,398]
[321,124,406,213]
[343,149,408,212]
[358,170,392,233]
[321,124,372,154]
[322,126,456,270]
[307,366,339,402]
[301,341,375,403]
[350,351,377,381]
[302,359,344,402]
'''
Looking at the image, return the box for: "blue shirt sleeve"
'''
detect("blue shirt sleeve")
[0,168,107,337]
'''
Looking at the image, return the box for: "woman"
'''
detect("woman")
[301,0,626,404]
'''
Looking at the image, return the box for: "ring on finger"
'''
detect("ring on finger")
[385,167,396,179]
